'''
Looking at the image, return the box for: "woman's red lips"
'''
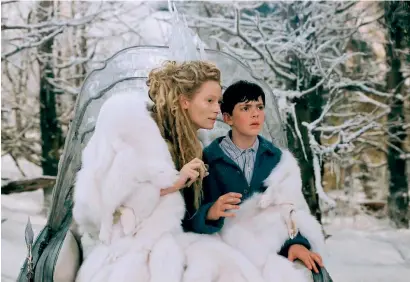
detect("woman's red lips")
[250,122,260,126]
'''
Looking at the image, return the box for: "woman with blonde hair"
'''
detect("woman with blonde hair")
[147,60,223,218]
[73,59,221,240]
[74,60,264,282]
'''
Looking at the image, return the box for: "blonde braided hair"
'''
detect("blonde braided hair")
[147,60,221,209]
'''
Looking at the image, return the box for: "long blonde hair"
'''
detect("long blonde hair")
[147,60,221,209]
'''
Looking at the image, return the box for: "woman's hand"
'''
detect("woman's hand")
[179,158,207,187]
[206,192,242,220]
[160,158,207,196]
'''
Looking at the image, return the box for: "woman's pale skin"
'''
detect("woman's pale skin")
[160,80,222,196]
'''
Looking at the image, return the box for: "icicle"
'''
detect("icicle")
[319,151,323,168]
[25,216,34,281]
[290,103,308,161]
[197,35,206,60]
[333,155,341,189]
[313,151,336,207]
[167,1,205,62]
[329,154,334,175]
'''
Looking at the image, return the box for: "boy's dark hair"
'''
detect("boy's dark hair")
[221,80,266,115]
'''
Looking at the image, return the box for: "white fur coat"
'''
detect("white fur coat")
[73,93,179,244]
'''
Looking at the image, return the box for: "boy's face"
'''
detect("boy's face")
[223,96,265,137]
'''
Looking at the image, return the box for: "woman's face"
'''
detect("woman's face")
[180,80,222,130]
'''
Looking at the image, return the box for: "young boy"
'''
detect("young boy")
[189,80,323,273]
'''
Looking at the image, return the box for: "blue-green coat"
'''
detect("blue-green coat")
[182,135,311,256]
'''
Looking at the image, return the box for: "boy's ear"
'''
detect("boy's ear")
[223,113,233,125]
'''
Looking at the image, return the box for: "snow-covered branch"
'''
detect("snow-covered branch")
[1,2,115,61]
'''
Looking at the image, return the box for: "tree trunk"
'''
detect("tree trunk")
[287,88,324,223]
[36,0,63,214]
[283,4,324,222]
[385,1,409,228]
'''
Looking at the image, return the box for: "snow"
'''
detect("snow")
[1,155,42,182]
[323,216,410,282]
[2,156,410,282]
[1,156,45,281]
[1,191,46,282]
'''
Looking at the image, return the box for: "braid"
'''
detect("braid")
[147,60,221,209]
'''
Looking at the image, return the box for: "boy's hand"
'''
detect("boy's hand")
[288,244,323,273]
[206,192,242,220]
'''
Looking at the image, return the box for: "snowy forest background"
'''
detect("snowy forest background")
[1,1,410,280]
[2,0,409,226]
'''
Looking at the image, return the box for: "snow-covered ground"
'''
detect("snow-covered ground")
[324,217,410,281]
[1,190,46,282]
[2,156,410,281]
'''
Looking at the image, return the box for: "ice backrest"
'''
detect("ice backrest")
[77,46,286,147]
